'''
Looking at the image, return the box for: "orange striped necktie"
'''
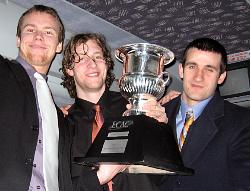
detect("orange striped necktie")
[91,105,113,191]
[179,110,194,150]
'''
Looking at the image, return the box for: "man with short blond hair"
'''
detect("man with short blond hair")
[0,5,71,191]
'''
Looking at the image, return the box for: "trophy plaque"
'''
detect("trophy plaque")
[75,43,194,175]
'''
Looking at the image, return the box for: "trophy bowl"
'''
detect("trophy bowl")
[116,43,175,115]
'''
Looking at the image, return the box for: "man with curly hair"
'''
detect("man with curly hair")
[60,33,166,190]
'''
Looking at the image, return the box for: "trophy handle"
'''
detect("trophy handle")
[159,71,170,86]
[115,49,126,63]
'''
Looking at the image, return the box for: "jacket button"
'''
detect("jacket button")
[31,125,39,131]
[176,180,181,186]
[25,158,33,165]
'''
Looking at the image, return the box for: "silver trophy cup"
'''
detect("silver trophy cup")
[116,43,174,115]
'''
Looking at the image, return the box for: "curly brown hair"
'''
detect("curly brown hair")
[60,33,115,98]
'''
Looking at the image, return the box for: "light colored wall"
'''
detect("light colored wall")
[0,1,23,59]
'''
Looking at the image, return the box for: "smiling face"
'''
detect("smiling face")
[16,11,62,74]
[179,48,227,106]
[67,39,108,98]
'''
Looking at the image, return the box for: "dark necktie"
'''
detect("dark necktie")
[91,105,113,191]
[179,110,194,150]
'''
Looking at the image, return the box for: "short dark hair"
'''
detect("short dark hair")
[16,4,65,43]
[181,38,227,74]
[60,33,115,98]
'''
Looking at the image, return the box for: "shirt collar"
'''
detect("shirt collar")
[74,89,110,114]
[75,90,116,117]
[16,55,47,80]
[75,97,95,114]
[180,96,213,120]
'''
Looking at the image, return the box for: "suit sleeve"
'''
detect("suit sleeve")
[229,108,250,190]
[73,167,105,191]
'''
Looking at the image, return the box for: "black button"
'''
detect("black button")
[31,125,39,131]
[25,158,33,165]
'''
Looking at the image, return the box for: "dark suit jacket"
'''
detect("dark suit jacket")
[159,93,250,191]
[67,91,158,191]
[0,55,72,191]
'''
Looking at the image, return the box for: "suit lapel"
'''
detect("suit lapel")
[181,93,224,166]
[164,96,181,142]
[8,60,38,123]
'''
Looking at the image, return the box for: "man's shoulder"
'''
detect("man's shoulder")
[67,102,81,116]
[207,96,250,130]
[0,54,12,68]
[0,54,16,63]
[0,54,7,61]
[106,90,123,97]
[224,100,250,119]
[64,103,84,128]
[106,90,127,103]
[163,96,180,109]
[0,54,21,72]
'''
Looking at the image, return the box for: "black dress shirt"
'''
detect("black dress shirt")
[66,90,158,191]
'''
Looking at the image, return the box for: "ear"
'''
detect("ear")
[56,42,63,53]
[16,36,20,48]
[217,71,227,85]
[66,68,74,77]
[178,63,184,79]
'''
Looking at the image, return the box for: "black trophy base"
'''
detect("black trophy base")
[74,115,194,175]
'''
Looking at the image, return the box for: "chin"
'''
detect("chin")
[87,84,102,89]
[190,95,208,102]
[29,56,50,66]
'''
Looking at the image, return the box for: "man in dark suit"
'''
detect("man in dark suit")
[0,5,71,191]
[60,33,166,190]
[159,38,250,191]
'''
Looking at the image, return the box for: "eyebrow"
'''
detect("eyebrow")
[22,24,57,32]
[185,61,219,70]
[184,61,196,66]
[93,51,104,55]
[205,65,219,70]
[84,51,104,56]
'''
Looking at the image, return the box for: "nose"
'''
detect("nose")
[194,68,204,81]
[86,56,97,68]
[34,31,44,40]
